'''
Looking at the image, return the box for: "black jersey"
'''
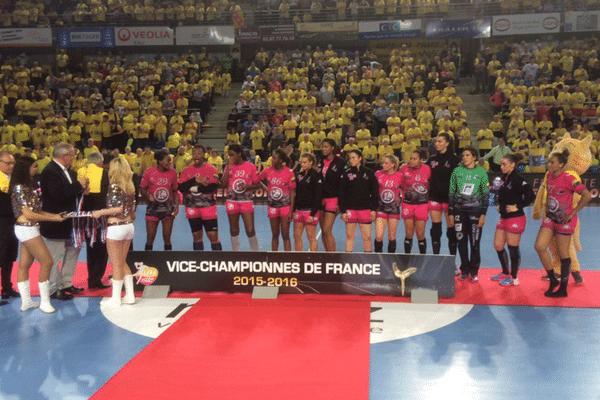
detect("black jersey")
[426,150,460,203]
[339,165,379,213]
[318,156,347,199]
[295,168,323,217]
[497,171,535,219]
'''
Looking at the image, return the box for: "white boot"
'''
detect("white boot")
[38,281,56,314]
[18,280,39,312]
[122,275,135,305]
[104,280,123,307]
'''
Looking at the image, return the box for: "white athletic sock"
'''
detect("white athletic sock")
[231,235,240,251]
[249,235,259,252]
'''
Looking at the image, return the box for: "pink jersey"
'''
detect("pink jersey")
[375,169,403,214]
[399,163,431,205]
[545,171,586,222]
[179,163,220,208]
[226,161,259,202]
[259,166,296,208]
[140,166,178,204]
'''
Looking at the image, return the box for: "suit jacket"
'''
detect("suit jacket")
[40,160,84,240]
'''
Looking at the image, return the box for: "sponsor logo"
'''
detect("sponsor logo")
[270,187,283,200]
[154,187,170,202]
[232,178,247,193]
[542,17,559,30]
[494,19,510,32]
[134,262,159,285]
[70,32,101,42]
[381,189,395,204]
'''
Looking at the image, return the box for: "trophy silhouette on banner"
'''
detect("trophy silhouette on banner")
[392,263,417,296]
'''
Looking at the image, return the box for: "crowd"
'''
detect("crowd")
[474,37,600,173]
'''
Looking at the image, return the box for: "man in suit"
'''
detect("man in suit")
[40,143,89,300]
[0,151,18,304]
[78,152,110,289]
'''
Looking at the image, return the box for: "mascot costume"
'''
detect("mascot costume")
[532,132,592,283]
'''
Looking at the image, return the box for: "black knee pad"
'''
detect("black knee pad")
[430,222,442,240]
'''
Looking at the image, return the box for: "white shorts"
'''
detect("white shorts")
[15,225,41,242]
[106,223,135,241]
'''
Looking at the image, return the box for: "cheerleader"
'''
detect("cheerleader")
[140,151,179,250]
[293,152,323,252]
[534,149,591,297]
[259,149,296,251]
[339,150,379,252]
[399,149,431,254]
[318,138,347,252]
[426,133,460,255]
[491,153,535,286]
[374,154,403,253]
[222,144,260,251]
[92,157,137,306]
[10,156,65,313]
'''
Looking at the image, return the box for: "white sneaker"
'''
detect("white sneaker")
[39,302,56,314]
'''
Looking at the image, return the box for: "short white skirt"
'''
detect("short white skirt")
[106,223,135,241]
[15,225,41,242]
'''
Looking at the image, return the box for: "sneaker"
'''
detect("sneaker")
[542,274,561,281]
[457,274,469,281]
[454,267,460,276]
[469,275,479,283]
[572,271,584,285]
[500,277,519,286]
[491,273,508,281]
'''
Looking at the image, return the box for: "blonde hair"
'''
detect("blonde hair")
[109,157,135,195]
[383,154,400,171]
[300,152,318,170]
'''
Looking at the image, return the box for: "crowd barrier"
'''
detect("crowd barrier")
[128,251,456,297]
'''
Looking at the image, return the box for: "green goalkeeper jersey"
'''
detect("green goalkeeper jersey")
[448,164,489,215]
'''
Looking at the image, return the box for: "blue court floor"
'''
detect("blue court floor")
[1,205,599,399]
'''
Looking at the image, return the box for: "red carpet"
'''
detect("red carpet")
[12,262,600,308]
[92,299,370,400]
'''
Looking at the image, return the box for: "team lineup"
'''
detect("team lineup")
[0,129,590,314]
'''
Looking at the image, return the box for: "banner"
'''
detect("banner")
[238,25,295,43]
[425,19,491,39]
[492,13,560,36]
[115,26,173,46]
[0,28,52,47]
[55,28,115,48]
[175,26,235,45]
[358,20,421,40]
[296,21,358,41]
[565,11,600,32]
[129,251,456,298]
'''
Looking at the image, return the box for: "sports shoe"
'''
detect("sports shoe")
[500,277,519,286]
[457,274,469,281]
[454,267,460,276]
[572,271,584,285]
[469,275,479,283]
[541,274,561,281]
[491,273,508,281]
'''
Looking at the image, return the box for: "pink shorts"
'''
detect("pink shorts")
[541,215,578,235]
[226,200,254,215]
[346,209,372,224]
[402,203,429,221]
[496,215,527,235]
[185,205,218,220]
[268,206,291,219]
[376,211,401,220]
[294,209,320,226]
[322,197,339,213]
[428,201,449,213]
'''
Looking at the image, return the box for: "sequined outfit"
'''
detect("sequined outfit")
[106,184,136,241]
[11,184,42,242]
